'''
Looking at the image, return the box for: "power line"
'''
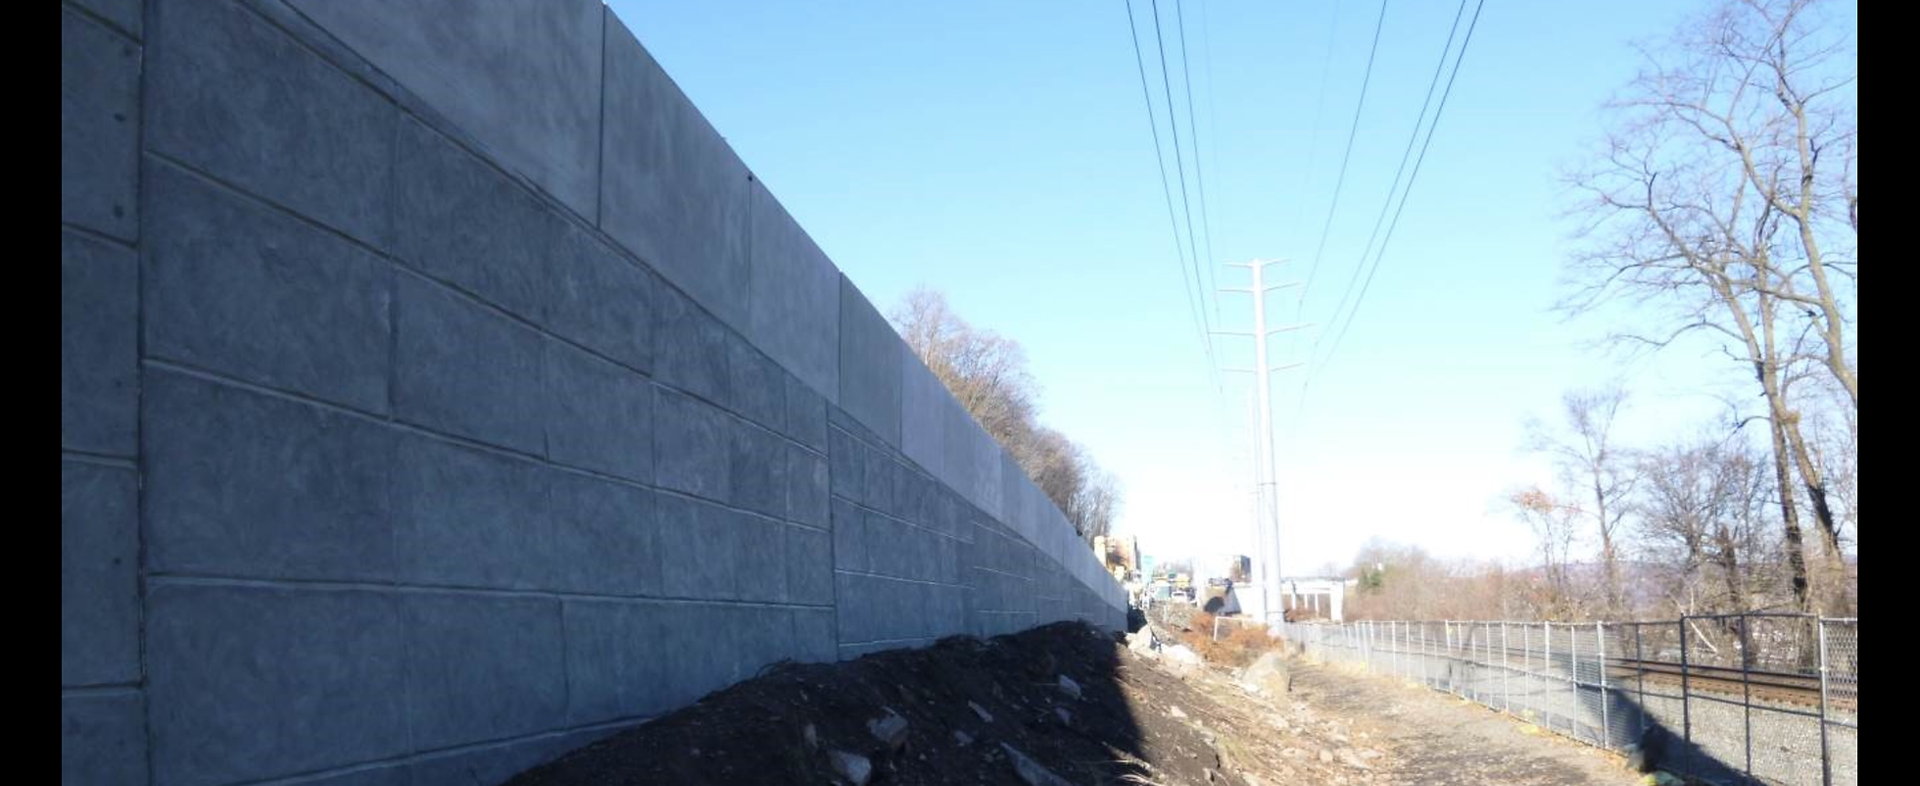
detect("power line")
[1317,0,1488,379]
[1149,0,1215,352]
[1124,0,1217,374]
[1293,0,1486,431]
[1288,0,1346,384]
[1320,0,1472,346]
[1298,0,1391,307]
[1175,0,1221,320]
[1289,0,1343,244]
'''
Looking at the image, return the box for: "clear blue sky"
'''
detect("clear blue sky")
[605,0,1852,574]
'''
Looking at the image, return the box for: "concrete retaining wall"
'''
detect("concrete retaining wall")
[60,1,1126,784]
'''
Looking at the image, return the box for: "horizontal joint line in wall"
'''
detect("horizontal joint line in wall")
[844,505,965,543]
[139,153,657,385]
[651,487,827,532]
[830,570,964,589]
[59,0,140,45]
[258,0,721,332]
[146,573,835,610]
[222,713,656,786]
[145,359,828,528]
[61,449,137,468]
[841,636,935,648]
[59,684,144,697]
[139,155,828,423]
[968,566,1032,582]
[60,220,138,251]
[142,359,728,501]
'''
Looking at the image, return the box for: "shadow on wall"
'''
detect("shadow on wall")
[504,622,1148,786]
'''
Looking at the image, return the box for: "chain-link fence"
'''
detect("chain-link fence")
[1279,614,1858,786]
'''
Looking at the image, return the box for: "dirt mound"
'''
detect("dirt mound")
[506,619,1645,786]
[507,622,1247,785]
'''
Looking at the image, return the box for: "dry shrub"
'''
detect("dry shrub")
[1175,612,1282,669]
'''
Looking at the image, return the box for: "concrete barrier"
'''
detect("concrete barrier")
[60,1,1127,784]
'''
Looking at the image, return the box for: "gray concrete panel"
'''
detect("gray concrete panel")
[544,341,654,484]
[787,525,834,606]
[787,444,830,529]
[655,495,784,602]
[830,499,867,574]
[148,0,395,247]
[145,583,407,786]
[61,691,147,786]
[864,450,899,517]
[144,162,393,413]
[60,229,137,456]
[70,0,141,39]
[786,374,829,452]
[61,462,140,687]
[748,182,841,398]
[792,608,837,663]
[393,275,546,454]
[61,7,139,241]
[548,472,660,598]
[288,0,604,217]
[563,600,674,724]
[391,116,563,333]
[727,334,787,433]
[409,728,606,786]
[600,17,751,331]
[652,388,732,503]
[545,229,656,372]
[650,284,731,404]
[402,593,568,750]
[143,370,397,582]
[728,420,787,518]
[827,424,865,504]
[835,277,902,446]
[899,355,946,479]
[391,434,551,591]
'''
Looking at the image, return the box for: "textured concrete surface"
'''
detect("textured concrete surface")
[60,229,137,455]
[837,276,904,446]
[286,0,605,218]
[60,6,139,241]
[147,0,397,248]
[599,15,751,332]
[60,1,1124,783]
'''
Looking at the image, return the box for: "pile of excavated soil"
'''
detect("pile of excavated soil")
[506,620,1647,786]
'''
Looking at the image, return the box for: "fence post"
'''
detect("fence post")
[1632,624,1644,740]
[1739,614,1754,778]
[1818,618,1832,786]
[1485,622,1494,705]
[1397,622,1413,676]
[1679,618,1692,752]
[1502,621,1511,713]
[1569,623,1580,739]
[1597,621,1609,750]
[1522,622,1531,719]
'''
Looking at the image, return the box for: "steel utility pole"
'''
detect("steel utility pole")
[1216,259,1306,627]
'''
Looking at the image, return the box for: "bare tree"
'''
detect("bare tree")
[891,286,1121,543]
[892,287,1038,448]
[1562,0,1855,612]
[1633,435,1775,614]
[1528,386,1638,618]
[1508,487,1587,620]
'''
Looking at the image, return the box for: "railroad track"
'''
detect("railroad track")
[1324,638,1855,711]
[1606,658,1855,712]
